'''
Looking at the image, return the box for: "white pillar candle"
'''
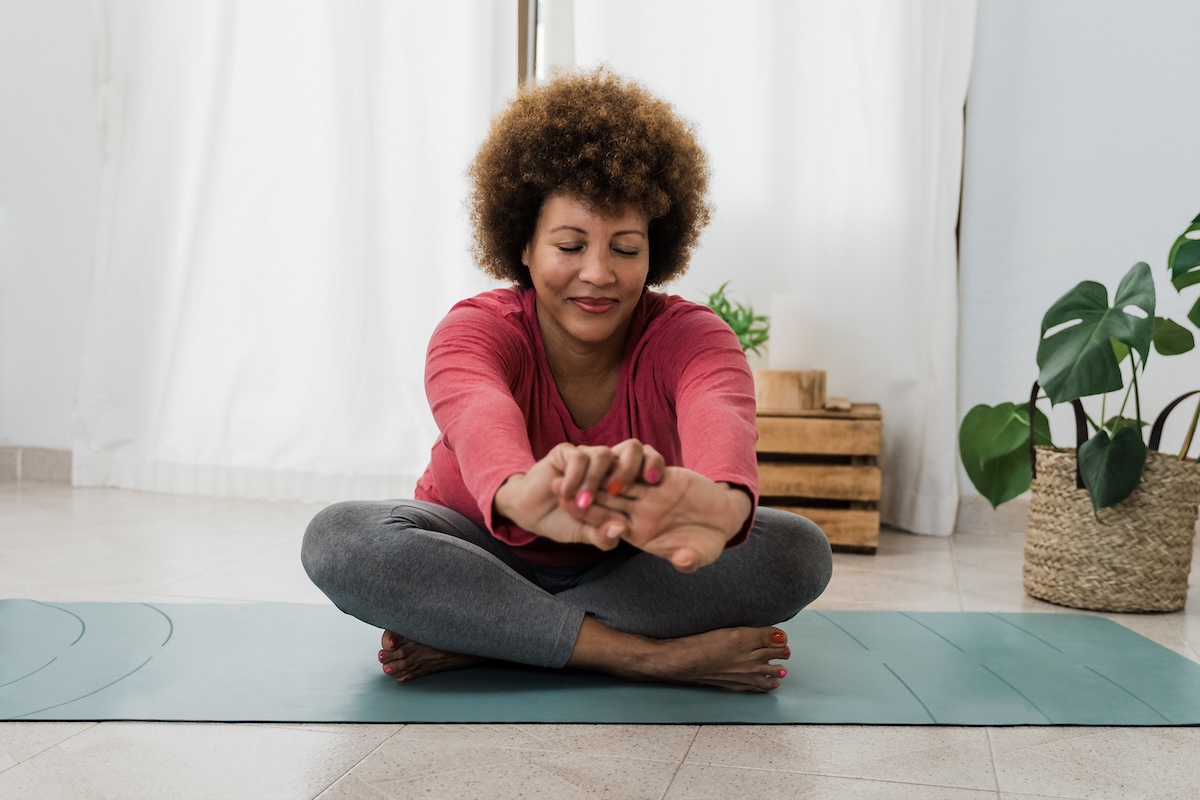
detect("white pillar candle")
[768,294,819,371]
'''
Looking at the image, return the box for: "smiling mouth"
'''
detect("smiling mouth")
[570,297,617,314]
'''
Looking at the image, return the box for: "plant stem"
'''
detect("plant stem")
[1115,359,1136,421]
[1131,353,1142,436]
[1181,396,1200,461]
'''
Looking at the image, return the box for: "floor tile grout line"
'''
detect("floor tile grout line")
[984,727,1002,797]
[306,723,408,800]
[0,721,101,776]
[670,759,1007,795]
[659,725,701,799]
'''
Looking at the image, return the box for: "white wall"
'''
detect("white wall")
[0,0,99,449]
[5,0,1199,481]
[959,0,1200,495]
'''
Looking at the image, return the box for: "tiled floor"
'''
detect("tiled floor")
[1,481,1198,800]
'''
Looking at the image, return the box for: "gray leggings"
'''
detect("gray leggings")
[301,500,832,669]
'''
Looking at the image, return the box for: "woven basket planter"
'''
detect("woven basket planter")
[1024,446,1200,612]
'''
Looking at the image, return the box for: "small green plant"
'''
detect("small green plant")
[960,213,1200,513]
[704,281,770,355]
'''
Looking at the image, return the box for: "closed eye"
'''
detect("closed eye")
[613,248,640,257]
[556,245,583,253]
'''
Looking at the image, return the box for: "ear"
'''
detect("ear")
[521,242,531,267]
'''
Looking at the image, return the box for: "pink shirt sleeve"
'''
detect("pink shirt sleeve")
[424,300,538,539]
[650,305,760,545]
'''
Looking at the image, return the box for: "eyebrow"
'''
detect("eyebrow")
[549,225,646,238]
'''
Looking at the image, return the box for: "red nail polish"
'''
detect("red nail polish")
[646,468,661,483]
[378,652,386,663]
[783,647,791,658]
[779,668,787,678]
[384,666,393,675]
[607,479,623,495]
[576,490,592,509]
[772,632,786,644]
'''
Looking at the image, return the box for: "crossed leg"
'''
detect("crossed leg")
[303,501,830,693]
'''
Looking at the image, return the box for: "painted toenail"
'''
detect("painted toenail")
[783,647,791,658]
[779,668,787,678]
[771,632,786,644]
[384,666,393,674]
[378,652,386,663]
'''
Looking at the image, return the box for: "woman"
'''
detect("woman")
[302,68,832,692]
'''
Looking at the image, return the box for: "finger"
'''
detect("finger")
[640,444,666,485]
[636,530,723,571]
[605,438,644,496]
[574,446,616,509]
[571,516,622,551]
[558,492,628,527]
[671,547,700,572]
[558,447,591,502]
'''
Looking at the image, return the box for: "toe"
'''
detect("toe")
[768,628,788,646]
[381,629,399,650]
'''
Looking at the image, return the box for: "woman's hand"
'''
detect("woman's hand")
[552,438,666,510]
[493,443,629,548]
[597,467,752,573]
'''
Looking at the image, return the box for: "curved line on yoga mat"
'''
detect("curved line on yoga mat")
[13,656,154,720]
[987,613,1064,654]
[141,603,174,646]
[881,663,936,723]
[981,665,1051,723]
[899,613,966,653]
[0,656,57,689]
[813,612,869,650]
[32,600,86,645]
[1084,666,1172,724]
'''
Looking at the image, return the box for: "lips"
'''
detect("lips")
[570,297,617,314]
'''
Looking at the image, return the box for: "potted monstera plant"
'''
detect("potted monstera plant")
[960,215,1200,511]
[959,213,1200,612]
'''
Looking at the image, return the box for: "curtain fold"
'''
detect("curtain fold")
[542,0,976,535]
[76,0,513,501]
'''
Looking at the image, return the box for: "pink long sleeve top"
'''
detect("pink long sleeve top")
[414,286,759,568]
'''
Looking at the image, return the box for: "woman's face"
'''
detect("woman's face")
[521,192,650,353]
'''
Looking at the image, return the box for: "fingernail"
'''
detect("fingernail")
[646,468,661,483]
[576,490,592,509]
[607,479,623,495]
[384,666,393,675]
[779,668,787,678]
[771,632,786,644]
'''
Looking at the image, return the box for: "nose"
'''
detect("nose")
[578,247,616,286]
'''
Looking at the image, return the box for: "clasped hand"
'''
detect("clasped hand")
[494,440,751,573]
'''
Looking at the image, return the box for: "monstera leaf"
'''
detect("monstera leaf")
[1152,316,1195,355]
[1168,213,1200,328]
[1036,262,1155,405]
[1077,426,1148,511]
[960,402,1053,508]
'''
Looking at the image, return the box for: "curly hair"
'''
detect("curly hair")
[468,67,712,288]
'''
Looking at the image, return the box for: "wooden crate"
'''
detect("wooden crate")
[756,403,882,553]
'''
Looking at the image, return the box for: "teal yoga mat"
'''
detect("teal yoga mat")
[3,600,1199,725]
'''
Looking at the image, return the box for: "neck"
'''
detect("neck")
[536,305,631,387]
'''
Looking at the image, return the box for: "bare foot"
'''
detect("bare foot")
[377,629,486,683]
[568,618,791,693]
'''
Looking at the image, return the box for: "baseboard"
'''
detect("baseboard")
[955,494,1030,535]
[0,447,72,483]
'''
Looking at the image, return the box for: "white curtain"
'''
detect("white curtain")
[541,0,976,535]
[75,1,513,501]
